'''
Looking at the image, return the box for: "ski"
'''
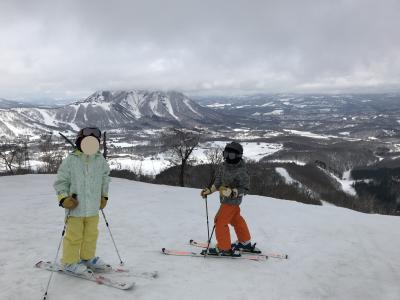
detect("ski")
[92,265,129,274]
[95,265,159,279]
[161,248,265,261]
[111,268,159,279]
[35,261,135,290]
[189,239,289,260]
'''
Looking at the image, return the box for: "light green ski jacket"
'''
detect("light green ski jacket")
[53,150,110,217]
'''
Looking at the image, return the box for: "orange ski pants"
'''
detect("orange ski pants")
[215,204,251,251]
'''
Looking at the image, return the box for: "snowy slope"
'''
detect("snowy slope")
[0,175,400,300]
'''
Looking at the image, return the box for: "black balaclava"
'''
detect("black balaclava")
[224,142,243,164]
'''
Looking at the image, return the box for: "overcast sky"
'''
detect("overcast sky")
[1,0,399,101]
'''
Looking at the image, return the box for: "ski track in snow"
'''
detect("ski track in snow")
[0,175,399,300]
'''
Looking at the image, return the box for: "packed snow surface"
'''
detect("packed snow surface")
[0,175,400,300]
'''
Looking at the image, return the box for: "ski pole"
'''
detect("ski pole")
[204,205,221,258]
[42,205,73,300]
[204,225,216,258]
[101,209,124,266]
[203,195,210,242]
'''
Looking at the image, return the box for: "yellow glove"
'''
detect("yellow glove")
[219,186,232,197]
[60,197,79,209]
[100,197,108,209]
[200,185,217,198]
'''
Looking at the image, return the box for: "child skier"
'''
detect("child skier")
[54,127,111,275]
[200,142,259,256]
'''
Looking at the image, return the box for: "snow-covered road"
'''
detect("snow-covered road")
[0,175,399,300]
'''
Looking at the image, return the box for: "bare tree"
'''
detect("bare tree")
[161,129,200,187]
[0,143,17,174]
[38,134,64,173]
[204,145,224,187]
[0,138,31,174]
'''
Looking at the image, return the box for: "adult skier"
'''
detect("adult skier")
[200,142,258,256]
[54,127,111,275]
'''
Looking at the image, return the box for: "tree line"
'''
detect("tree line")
[2,129,399,215]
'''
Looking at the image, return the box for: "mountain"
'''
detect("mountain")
[0,90,225,138]
[53,90,224,129]
[193,93,400,138]
[1,174,399,299]
[0,98,34,109]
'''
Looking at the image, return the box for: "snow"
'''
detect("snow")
[393,144,400,152]
[241,142,283,160]
[260,102,274,107]
[108,141,283,175]
[339,132,351,136]
[275,167,296,184]
[1,120,32,136]
[340,170,357,196]
[183,99,202,117]
[1,175,400,300]
[264,110,283,115]
[94,102,112,111]
[315,168,357,196]
[164,98,180,121]
[125,93,143,119]
[149,99,162,117]
[192,141,282,164]
[36,109,58,127]
[109,156,170,175]
[267,159,306,166]
[320,200,337,207]
[206,103,231,108]
[111,141,149,148]
[283,129,332,140]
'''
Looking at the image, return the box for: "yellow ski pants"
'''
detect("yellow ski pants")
[62,215,99,264]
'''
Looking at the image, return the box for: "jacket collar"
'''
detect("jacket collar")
[72,149,102,157]
[223,159,245,169]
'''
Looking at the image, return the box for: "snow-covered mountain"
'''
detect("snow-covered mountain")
[1,174,399,300]
[0,90,224,138]
[55,90,223,129]
[0,98,34,109]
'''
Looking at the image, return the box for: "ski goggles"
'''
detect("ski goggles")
[81,127,101,138]
[223,150,242,160]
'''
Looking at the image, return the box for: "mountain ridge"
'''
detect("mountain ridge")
[0,90,224,138]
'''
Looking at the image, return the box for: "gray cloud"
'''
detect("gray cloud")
[0,0,399,100]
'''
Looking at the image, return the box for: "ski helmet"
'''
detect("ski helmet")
[223,142,243,164]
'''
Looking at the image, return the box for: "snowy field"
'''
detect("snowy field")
[0,175,400,300]
[108,141,283,175]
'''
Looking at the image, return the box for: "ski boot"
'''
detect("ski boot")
[232,240,261,254]
[82,256,112,272]
[63,261,93,277]
[201,247,241,257]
